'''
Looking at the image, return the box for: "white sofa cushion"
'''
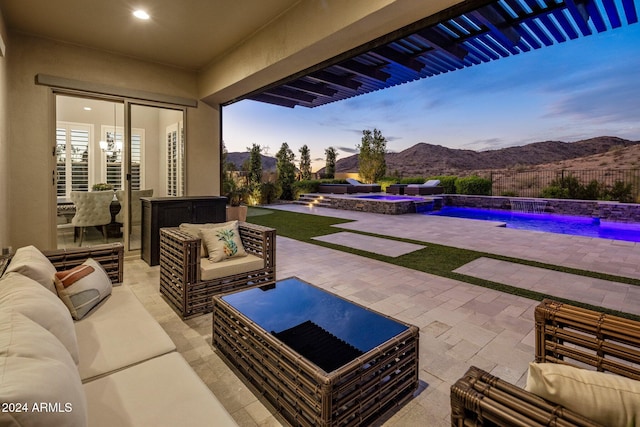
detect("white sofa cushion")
[84,352,237,427]
[4,245,57,293]
[0,272,80,364]
[200,254,264,281]
[525,362,640,427]
[0,310,87,427]
[199,221,247,262]
[55,258,112,320]
[75,285,176,382]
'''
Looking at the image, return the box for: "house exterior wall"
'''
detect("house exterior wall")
[6,33,218,249]
[0,9,8,252]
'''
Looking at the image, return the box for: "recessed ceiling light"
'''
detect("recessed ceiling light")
[133,10,150,20]
[83,107,92,111]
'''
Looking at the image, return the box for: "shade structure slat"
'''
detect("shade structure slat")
[586,0,609,31]
[622,0,639,23]
[552,9,581,39]
[565,0,594,35]
[602,0,623,27]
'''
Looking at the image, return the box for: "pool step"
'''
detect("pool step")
[294,194,332,208]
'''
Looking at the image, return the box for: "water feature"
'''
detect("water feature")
[427,207,640,243]
[510,198,547,214]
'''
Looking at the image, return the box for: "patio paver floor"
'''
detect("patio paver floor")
[121,202,640,426]
[312,231,425,257]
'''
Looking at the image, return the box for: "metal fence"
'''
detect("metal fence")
[478,169,640,201]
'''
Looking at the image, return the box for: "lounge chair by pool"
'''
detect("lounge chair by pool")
[405,179,444,195]
[318,179,381,194]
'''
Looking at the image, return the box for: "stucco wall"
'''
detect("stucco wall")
[7,33,219,250]
[0,9,7,252]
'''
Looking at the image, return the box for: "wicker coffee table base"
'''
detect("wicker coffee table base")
[212,295,419,427]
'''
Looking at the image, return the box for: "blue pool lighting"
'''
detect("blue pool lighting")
[427,207,640,243]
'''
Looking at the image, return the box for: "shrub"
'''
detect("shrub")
[259,182,280,204]
[455,176,492,195]
[292,180,321,199]
[432,175,458,194]
[540,185,569,199]
[377,178,398,192]
[606,181,634,203]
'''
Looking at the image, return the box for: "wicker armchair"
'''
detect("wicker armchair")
[159,222,276,318]
[451,299,640,426]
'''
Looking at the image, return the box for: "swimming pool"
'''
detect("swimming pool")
[427,207,640,243]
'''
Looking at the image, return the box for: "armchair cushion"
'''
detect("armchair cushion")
[525,362,640,427]
[199,221,247,262]
[55,258,112,320]
[5,245,57,293]
[179,221,234,257]
[200,254,265,281]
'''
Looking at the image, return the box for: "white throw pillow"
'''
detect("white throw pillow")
[54,258,112,320]
[525,362,640,427]
[4,245,57,293]
[199,221,247,263]
[0,310,87,427]
[0,272,79,364]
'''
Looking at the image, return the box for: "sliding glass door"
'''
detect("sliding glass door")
[56,95,186,252]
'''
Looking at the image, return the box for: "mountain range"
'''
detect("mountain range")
[226,136,640,176]
[322,136,640,176]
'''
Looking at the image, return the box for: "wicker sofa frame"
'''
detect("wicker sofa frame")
[0,243,124,284]
[450,299,640,426]
[159,222,276,318]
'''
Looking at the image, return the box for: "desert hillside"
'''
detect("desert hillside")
[325,136,640,176]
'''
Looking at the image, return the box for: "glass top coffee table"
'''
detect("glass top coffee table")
[212,277,419,427]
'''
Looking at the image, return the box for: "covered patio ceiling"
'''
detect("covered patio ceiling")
[239,0,638,108]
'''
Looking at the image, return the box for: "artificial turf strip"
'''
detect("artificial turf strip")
[246,207,640,320]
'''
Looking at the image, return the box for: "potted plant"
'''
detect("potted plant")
[224,180,249,222]
[92,183,114,191]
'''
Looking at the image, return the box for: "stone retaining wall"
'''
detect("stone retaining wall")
[443,195,640,223]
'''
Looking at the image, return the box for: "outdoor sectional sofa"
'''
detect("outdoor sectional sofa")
[159,221,276,318]
[0,243,237,427]
[451,299,640,426]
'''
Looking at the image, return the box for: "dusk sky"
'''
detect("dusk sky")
[222,21,640,172]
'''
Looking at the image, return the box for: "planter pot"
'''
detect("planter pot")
[226,205,248,222]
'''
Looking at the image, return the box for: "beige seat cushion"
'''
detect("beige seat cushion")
[84,352,238,427]
[200,254,264,281]
[75,285,176,382]
[525,362,640,427]
[0,310,87,427]
[0,272,80,364]
[4,245,58,293]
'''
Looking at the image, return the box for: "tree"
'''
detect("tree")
[324,147,338,179]
[276,142,296,200]
[246,143,263,190]
[299,144,312,180]
[358,128,386,183]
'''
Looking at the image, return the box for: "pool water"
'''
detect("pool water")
[427,207,640,243]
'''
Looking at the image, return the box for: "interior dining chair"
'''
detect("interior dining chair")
[70,190,114,246]
[115,189,154,227]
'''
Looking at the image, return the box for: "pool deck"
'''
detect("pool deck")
[122,202,640,426]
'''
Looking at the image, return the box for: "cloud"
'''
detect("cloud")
[336,146,359,154]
